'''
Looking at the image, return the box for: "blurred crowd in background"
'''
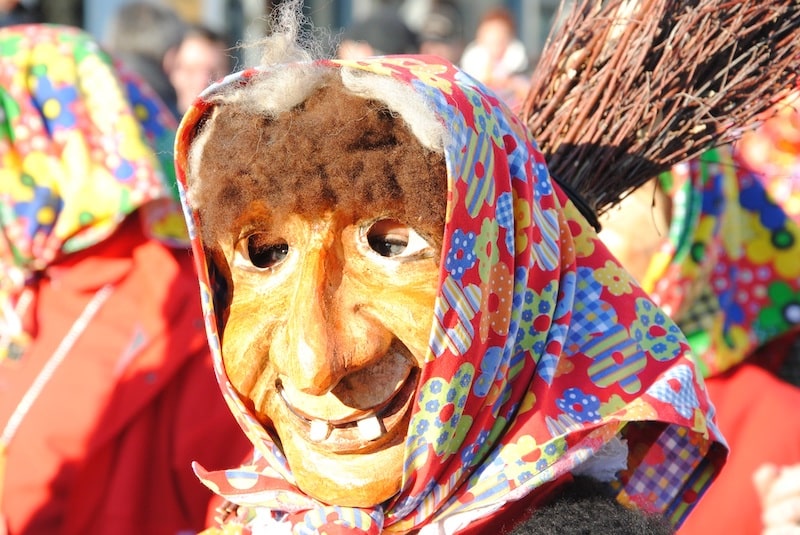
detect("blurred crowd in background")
[0,0,562,60]
[0,0,555,112]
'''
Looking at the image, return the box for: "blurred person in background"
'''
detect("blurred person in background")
[0,23,250,534]
[336,5,419,60]
[103,1,187,120]
[0,0,40,26]
[416,0,465,64]
[736,89,800,393]
[459,6,530,111]
[168,24,233,115]
[0,0,82,30]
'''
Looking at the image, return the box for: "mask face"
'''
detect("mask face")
[190,80,447,506]
[221,210,439,506]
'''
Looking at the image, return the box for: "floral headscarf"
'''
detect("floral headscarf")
[174,56,727,534]
[0,24,187,363]
[642,139,800,378]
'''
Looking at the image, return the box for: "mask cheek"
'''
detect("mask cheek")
[372,290,437,365]
[221,298,279,402]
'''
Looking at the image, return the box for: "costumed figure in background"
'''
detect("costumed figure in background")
[737,90,800,224]
[0,24,250,534]
[519,2,800,529]
[173,6,726,534]
[736,91,800,535]
[103,1,188,120]
[599,128,800,535]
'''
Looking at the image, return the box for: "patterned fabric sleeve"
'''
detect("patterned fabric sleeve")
[0,23,185,364]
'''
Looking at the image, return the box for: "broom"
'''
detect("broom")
[521,0,800,222]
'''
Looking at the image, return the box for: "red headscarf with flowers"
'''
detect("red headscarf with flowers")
[174,55,727,534]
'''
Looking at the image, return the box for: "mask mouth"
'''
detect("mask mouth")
[276,365,419,453]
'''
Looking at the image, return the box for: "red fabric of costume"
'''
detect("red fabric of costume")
[678,362,800,535]
[0,24,252,534]
[0,215,250,534]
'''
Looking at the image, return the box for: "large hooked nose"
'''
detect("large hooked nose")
[269,229,342,395]
[268,218,398,397]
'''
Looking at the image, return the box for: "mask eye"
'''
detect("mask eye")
[365,219,431,258]
[236,233,289,270]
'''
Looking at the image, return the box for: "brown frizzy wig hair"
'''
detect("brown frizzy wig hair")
[185,67,449,251]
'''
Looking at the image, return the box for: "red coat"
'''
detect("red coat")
[0,215,251,534]
[678,363,800,535]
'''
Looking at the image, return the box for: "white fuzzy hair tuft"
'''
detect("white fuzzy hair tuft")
[339,67,444,154]
[258,0,327,66]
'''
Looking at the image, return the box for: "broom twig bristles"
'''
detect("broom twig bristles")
[522,0,800,215]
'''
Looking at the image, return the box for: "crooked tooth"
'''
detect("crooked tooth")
[356,415,385,441]
[309,419,332,442]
